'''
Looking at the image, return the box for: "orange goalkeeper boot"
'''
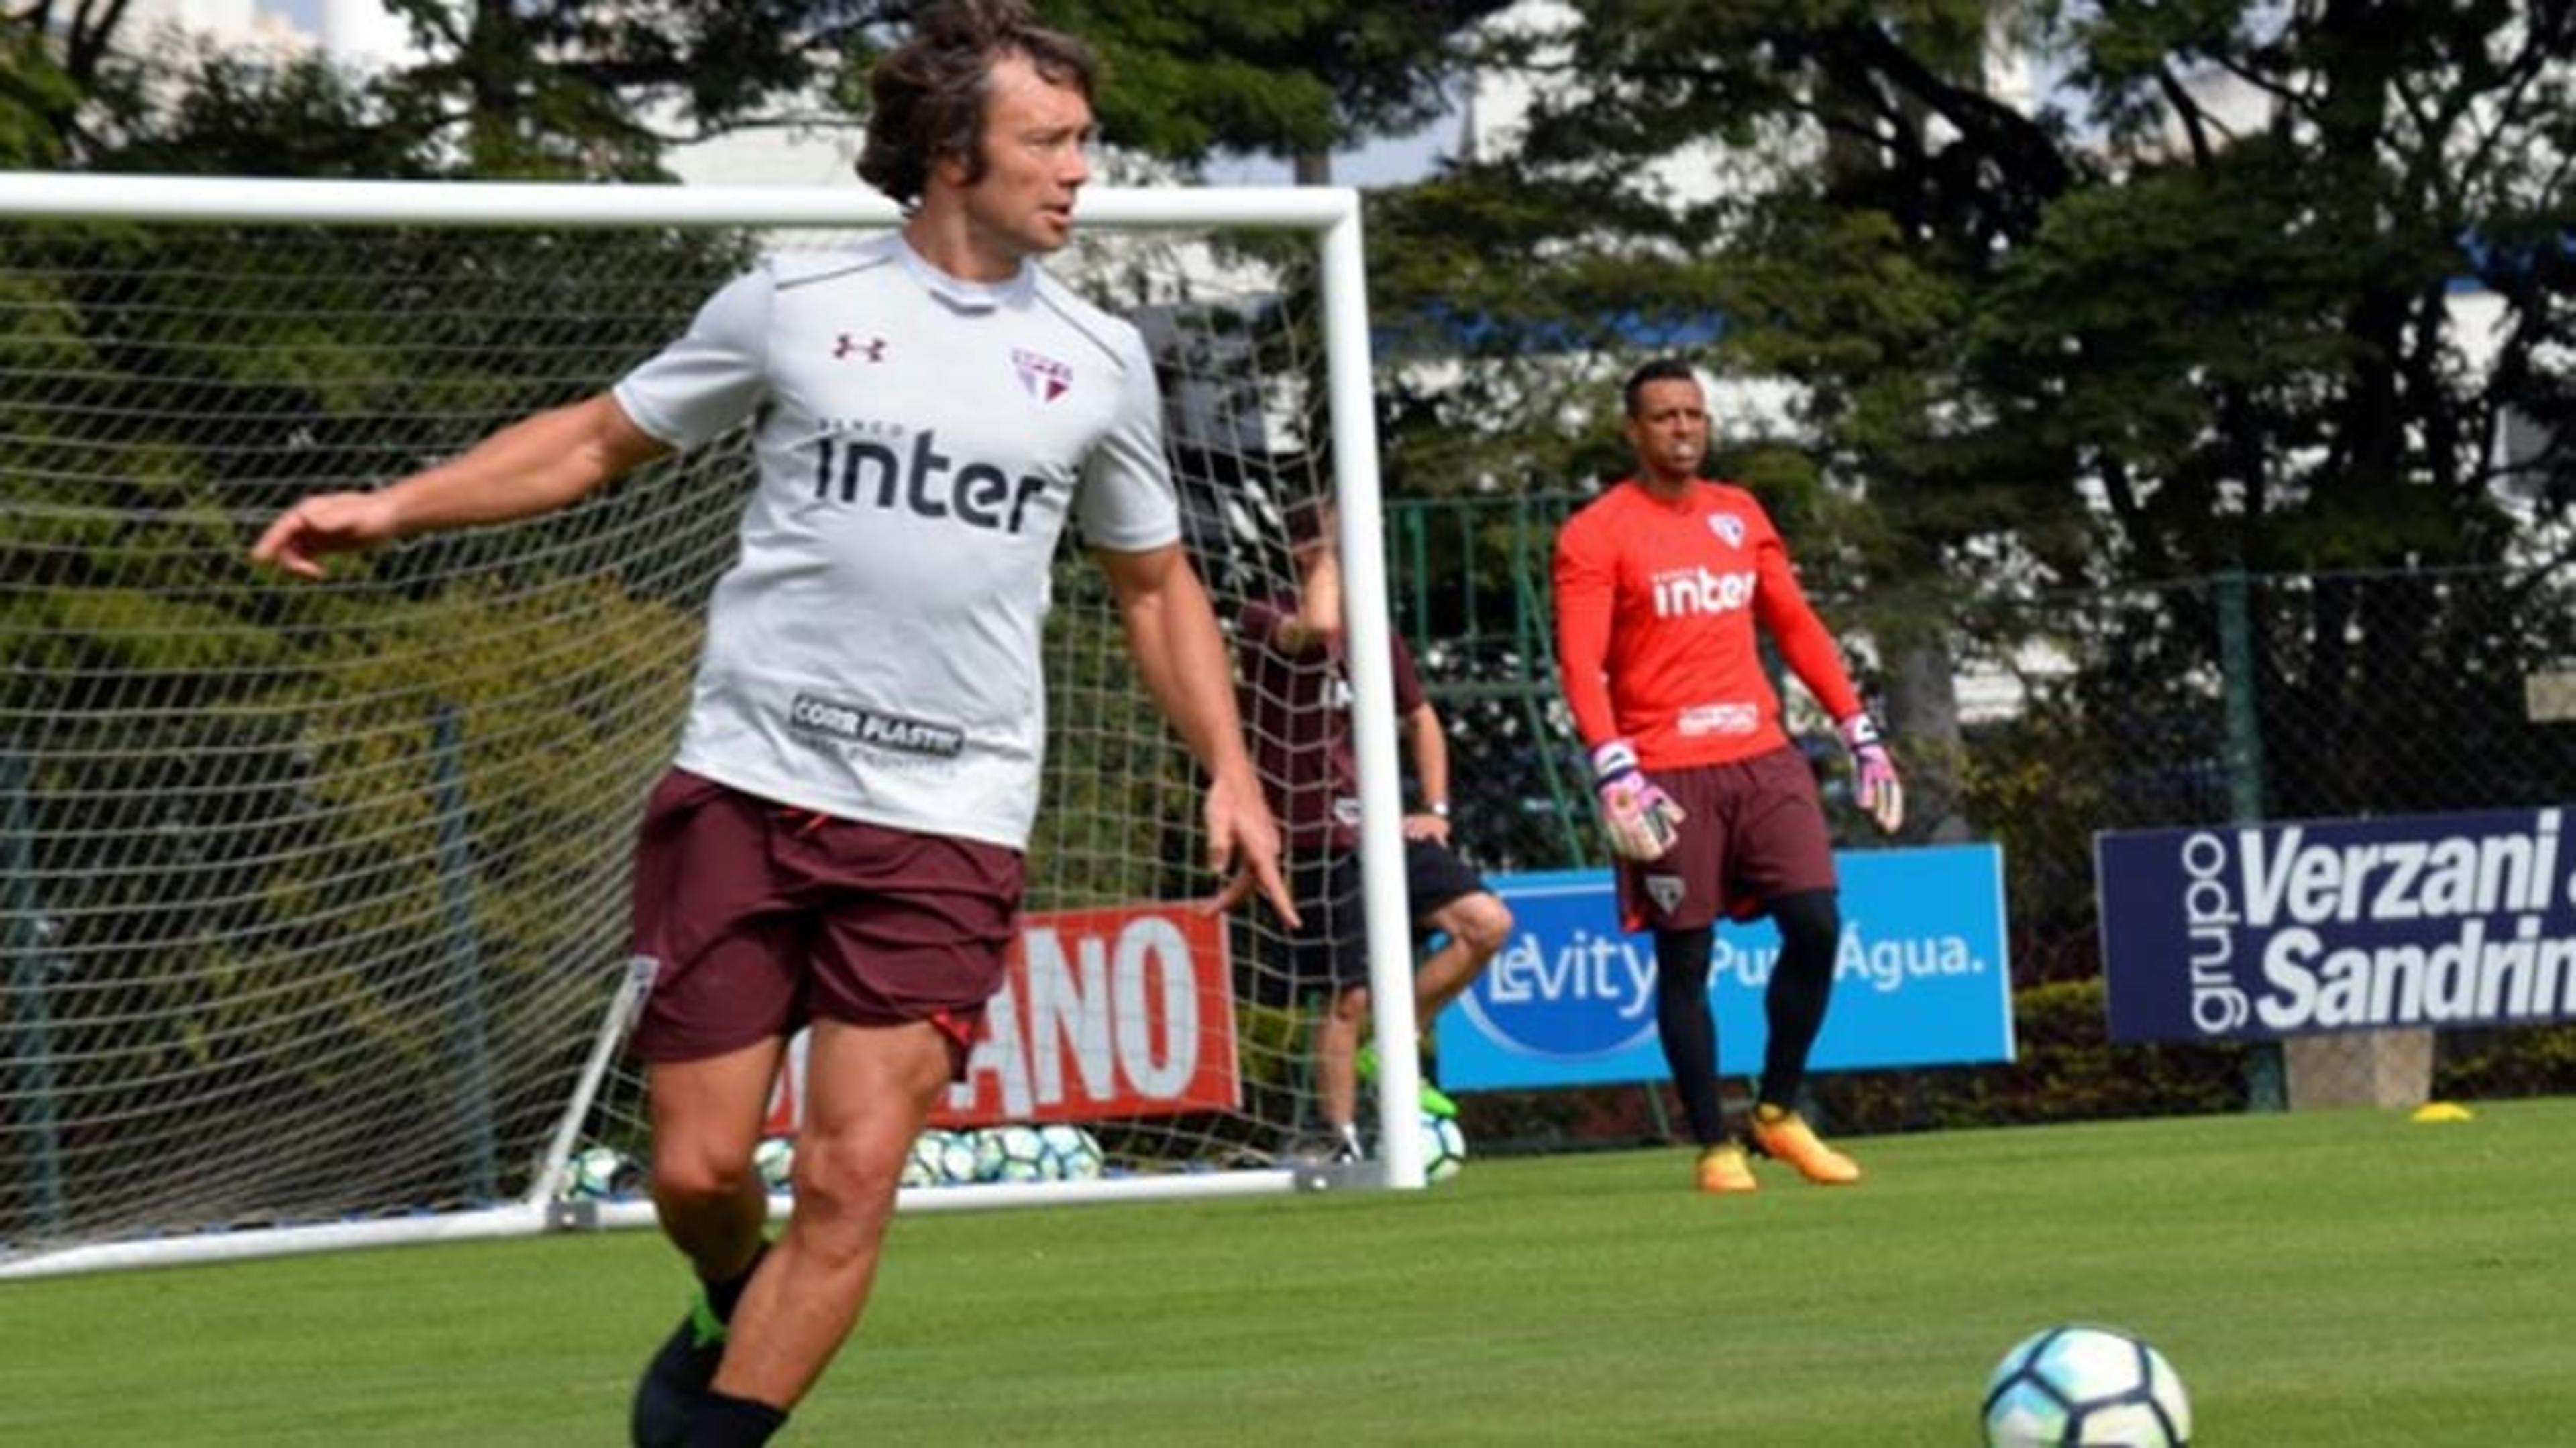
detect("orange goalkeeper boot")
[1749,1104,1860,1185]
[1695,1142,1758,1194]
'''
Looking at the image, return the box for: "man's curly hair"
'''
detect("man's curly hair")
[857,0,1097,209]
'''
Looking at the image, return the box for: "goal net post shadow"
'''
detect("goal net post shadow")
[0,172,1425,1281]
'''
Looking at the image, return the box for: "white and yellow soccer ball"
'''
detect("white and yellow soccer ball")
[904,1128,978,1187]
[564,1145,643,1200]
[1982,1324,2192,1447]
[753,1136,795,1195]
[1419,1111,1467,1184]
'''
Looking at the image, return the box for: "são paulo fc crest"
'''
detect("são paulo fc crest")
[1708,513,1745,548]
[1013,348,1072,402]
[1645,874,1686,914]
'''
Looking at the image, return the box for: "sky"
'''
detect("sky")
[1204,123,1456,188]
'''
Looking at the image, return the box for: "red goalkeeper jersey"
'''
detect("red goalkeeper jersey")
[1552,477,1862,770]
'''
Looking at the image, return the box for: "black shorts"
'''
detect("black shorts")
[1279,837,1491,996]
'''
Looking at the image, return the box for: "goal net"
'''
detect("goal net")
[0,175,1424,1279]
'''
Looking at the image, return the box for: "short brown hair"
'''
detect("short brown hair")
[856,0,1097,208]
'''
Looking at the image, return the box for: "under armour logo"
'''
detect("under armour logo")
[834,334,889,362]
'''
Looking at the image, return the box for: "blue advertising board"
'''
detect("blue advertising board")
[2096,808,2576,1043]
[1436,843,2014,1091]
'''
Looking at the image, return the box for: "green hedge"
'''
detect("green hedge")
[1453,978,2576,1152]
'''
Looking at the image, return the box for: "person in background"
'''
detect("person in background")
[1550,356,1903,1195]
[1238,497,1513,1163]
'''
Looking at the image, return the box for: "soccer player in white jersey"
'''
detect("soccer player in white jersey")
[249,4,1291,1443]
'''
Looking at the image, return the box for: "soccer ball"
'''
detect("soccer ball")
[1982,1324,2192,1447]
[564,1145,643,1200]
[753,1136,795,1194]
[973,1124,1053,1182]
[898,1135,936,1188]
[1419,1111,1467,1184]
[1036,1123,1106,1181]
[904,1129,978,1187]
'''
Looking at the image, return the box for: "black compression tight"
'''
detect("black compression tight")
[1651,926,1723,1145]
[1654,888,1842,1145]
[1758,888,1841,1111]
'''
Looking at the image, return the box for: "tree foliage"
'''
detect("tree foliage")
[15,1,2576,1080]
[1361,3,2576,851]
[1387,1,2576,574]
[1049,0,1509,174]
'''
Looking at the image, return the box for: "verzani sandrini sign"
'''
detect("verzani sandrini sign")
[1436,843,2013,1092]
[2096,807,2576,1043]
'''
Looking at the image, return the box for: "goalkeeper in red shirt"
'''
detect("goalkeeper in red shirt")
[1551,357,1904,1194]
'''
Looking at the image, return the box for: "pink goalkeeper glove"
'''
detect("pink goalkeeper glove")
[1839,714,1904,834]
[1589,739,1686,862]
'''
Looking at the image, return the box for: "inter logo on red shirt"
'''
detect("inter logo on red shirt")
[1650,565,1756,619]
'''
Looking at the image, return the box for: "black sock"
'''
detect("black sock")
[685,1390,788,1447]
[704,1241,769,1323]
[1652,927,1725,1145]
[1757,891,1840,1110]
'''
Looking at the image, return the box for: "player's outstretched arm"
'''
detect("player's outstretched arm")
[249,393,669,578]
[1094,542,1297,925]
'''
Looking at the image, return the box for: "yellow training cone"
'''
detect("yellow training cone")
[2410,1101,2475,1123]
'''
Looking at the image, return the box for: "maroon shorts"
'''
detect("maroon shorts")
[625,768,1026,1066]
[1616,745,1837,933]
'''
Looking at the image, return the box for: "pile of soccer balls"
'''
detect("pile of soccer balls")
[953,1123,1108,1185]
[753,1125,1112,1193]
[560,1123,1112,1202]
[892,1124,1108,1186]
[1981,1323,2192,1446]
[738,1124,1110,1194]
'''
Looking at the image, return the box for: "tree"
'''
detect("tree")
[1046,0,1509,180]
[1364,1,2576,848]
[0,17,75,167]
[1970,3,2576,831]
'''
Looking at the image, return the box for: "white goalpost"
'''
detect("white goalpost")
[0,172,1428,1281]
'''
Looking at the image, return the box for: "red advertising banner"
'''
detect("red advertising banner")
[761,901,1240,1133]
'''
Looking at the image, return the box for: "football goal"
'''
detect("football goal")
[0,172,1430,1280]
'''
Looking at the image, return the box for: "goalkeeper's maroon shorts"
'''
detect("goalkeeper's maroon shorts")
[623,768,1025,1071]
[1616,743,1837,934]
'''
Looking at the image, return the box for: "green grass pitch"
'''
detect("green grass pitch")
[4,1099,2569,1445]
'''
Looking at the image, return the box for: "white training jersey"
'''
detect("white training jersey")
[612,233,1181,849]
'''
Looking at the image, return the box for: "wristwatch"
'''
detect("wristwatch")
[1427,801,1451,819]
